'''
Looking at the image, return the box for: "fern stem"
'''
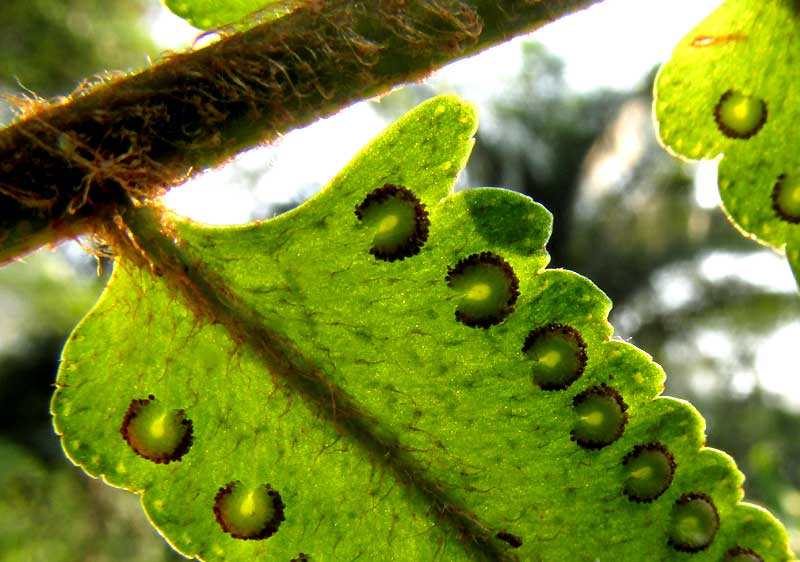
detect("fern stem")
[0,0,603,263]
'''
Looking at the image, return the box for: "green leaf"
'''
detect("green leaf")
[164,0,295,31]
[52,96,793,561]
[655,0,800,286]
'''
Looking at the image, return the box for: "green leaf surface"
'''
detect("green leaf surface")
[164,0,294,31]
[655,0,800,286]
[52,96,793,561]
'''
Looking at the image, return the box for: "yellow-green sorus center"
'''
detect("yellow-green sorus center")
[540,349,564,369]
[219,485,274,537]
[451,265,512,321]
[527,335,581,389]
[129,403,186,456]
[775,175,800,220]
[466,282,492,301]
[572,394,623,446]
[624,449,673,501]
[362,199,416,252]
[669,497,718,550]
[151,415,166,438]
[581,410,604,427]
[378,214,400,234]
[717,91,766,137]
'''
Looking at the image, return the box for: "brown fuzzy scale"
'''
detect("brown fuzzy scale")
[713,89,768,139]
[290,554,310,562]
[668,492,720,553]
[445,251,520,327]
[495,531,523,548]
[723,546,764,562]
[213,482,286,540]
[570,384,628,449]
[771,174,800,224]
[119,395,194,464]
[354,184,430,261]
[0,0,604,265]
[522,323,588,390]
[622,442,675,503]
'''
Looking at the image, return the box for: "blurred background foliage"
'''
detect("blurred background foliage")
[0,0,153,96]
[0,1,798,560]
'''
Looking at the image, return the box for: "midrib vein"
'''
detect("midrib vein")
[121,205,519,562]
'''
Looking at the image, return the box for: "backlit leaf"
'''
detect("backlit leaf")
[52,96,793,561]
[655,0,800,286]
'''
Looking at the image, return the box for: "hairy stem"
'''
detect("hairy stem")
[0,0,604,263]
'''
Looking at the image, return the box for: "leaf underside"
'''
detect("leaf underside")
[655,0,800,286]
[52,96,793,561]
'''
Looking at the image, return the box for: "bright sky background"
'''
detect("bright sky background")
[148,0,799,407]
